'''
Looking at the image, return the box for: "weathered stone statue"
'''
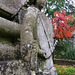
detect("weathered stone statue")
[0,0,57,75]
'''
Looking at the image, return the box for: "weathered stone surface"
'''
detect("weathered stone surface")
[43,56,57,75]
[20,6,57,75]
[0,17,20,37]
[0,60,31,75]
[37,11,57,75]
[0,1,57,74]
[0,0,29,14]
[0,43,19,60]
[37,12,54,58]
[18,7,27,24]
[29,0,47,9]
[20,6,39,71]
[36,0,46,9]
[0,8,12,20]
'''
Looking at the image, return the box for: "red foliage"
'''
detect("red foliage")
[65,15,73,21]
[51,10,75,39]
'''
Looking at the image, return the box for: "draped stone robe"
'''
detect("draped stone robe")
[20,6,57,75]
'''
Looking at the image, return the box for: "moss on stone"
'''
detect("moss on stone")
[0,37,12,45]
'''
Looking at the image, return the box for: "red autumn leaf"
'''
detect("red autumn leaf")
[59,32,63,38]
[59,17,67,24]
[56,16,60,19]
[69,26,74,32]
[55,34,61,38]
[54,11,59,16]
[65,30,71,38]
[65,15,73,21]
[58,24,63,29]
[51,18,58,24]
[58,26,63,32]
[60,9,65,12]
[51,18,55,24]
[59,13,65,18]
[73,24,75,26]
[54,29,58,32]
[64,34,68,38]
[60,33,63,38]
[52,9,75,39]
[71,24,75,29]
[60,9,66,15]
[53,24,57,30]
[61,12,66,15]
[59,21,69,30]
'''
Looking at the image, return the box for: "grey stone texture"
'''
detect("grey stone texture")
[0,0,57,75]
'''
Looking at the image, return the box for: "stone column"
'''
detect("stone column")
[20,6,39,74]
[20,6,57,75]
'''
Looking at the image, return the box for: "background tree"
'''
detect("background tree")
[43,0,75,59]
[42,0,75,18]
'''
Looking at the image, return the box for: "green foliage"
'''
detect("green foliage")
[55,64,75,75]
[54,39,73,59]
[57,68,75,75]
[42,0,75,18]
[68,19,75,26]
[65,49,75,60]
[54,39,75,60]
[67,14,75,26]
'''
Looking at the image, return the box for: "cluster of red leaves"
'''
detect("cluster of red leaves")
[51,9,75,39]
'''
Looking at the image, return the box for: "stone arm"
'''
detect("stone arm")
[20,6,57,75]
[19,6,54,58]
[37,12,54,58]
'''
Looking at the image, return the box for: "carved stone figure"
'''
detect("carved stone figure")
[0,0,57,75]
